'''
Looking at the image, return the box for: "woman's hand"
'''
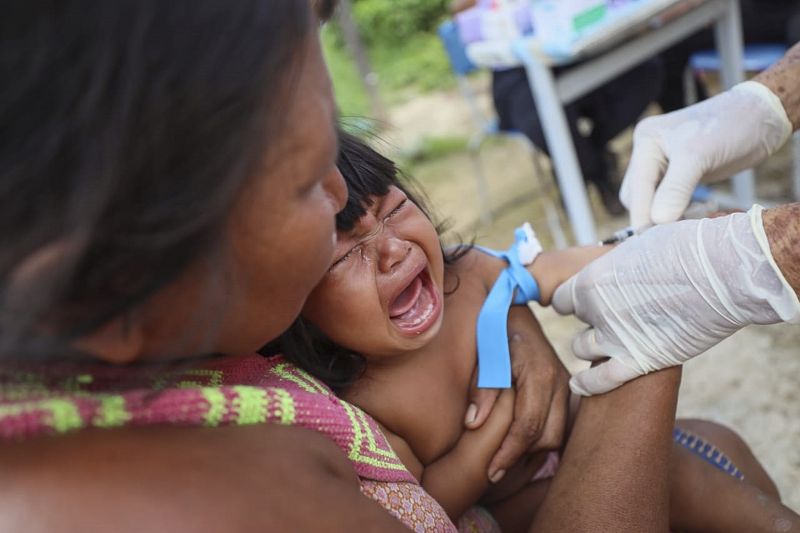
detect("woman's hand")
[466,305,570,483]
[0,424,409,533]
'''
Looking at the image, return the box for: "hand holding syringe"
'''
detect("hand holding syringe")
[555,206,800,396]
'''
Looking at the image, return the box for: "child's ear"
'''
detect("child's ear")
[71,315,144,364]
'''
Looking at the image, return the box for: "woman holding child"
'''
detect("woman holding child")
[0,1,797,531]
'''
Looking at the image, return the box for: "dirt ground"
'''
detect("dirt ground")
[377,80,800,511]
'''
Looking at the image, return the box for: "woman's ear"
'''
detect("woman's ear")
[8,237,144,363]
[71,315,144,365]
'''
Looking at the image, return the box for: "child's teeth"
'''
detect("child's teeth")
[409,303,433,326]
[393,277,436,330]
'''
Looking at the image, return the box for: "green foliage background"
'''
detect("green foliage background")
[324,0,456,118]
[352,0,450,45]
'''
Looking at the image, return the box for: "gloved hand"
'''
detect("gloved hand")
[552,206,800,396]
[620,81,793,228]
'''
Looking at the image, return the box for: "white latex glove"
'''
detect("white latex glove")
[553,206,800,396]
[620,81,793,228]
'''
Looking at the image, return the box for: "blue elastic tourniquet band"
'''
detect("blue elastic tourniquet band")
[475,226,541,388]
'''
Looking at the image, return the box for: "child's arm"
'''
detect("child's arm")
[420,389,514,521]
[528,245,612,305]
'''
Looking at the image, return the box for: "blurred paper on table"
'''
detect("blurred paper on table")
[530,0,608,51]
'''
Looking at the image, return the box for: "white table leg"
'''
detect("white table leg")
[715,0,756,208]
[513,41,597,245]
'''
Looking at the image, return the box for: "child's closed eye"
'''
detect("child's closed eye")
[330,198,407,272]
[385,199,407,220]
[330,244,360,271]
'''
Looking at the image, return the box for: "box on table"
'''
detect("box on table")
[530,0,609,52]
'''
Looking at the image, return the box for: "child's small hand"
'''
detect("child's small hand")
[455,388,515,482]
[420,389,516,519]
[531,245,613,306]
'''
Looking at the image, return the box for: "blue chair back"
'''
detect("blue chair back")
[438,20,477,77]
[689,44,788,72]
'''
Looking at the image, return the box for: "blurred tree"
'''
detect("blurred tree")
[352,0,450,45]
[323,0,455,118]
[336,0,385,121]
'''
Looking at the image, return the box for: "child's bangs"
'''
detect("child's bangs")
[335,131,398,232]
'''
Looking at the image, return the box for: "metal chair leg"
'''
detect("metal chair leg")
[468,131,493,227]
[530,149,569,249]
[511,134,570,248]
[683,65,699,105]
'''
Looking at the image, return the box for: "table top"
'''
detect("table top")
[466,0,711,68]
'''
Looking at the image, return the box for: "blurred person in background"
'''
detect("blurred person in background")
[452,0,663,216]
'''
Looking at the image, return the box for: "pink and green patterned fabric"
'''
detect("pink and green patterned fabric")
[0,354,498,532]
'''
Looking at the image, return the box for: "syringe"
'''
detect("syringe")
[599,224,653,245]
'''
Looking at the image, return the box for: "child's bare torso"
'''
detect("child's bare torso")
[342,250,505,476]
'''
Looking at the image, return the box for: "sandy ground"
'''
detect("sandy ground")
[379,80,800,510]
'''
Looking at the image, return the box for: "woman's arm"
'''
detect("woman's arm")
[0,424,410,533]
[531,367,681,532]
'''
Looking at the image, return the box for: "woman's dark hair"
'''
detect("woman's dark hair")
[0,0,320,357]
[265,131,469,390]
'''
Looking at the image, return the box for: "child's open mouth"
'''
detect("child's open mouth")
[388,268,442,335]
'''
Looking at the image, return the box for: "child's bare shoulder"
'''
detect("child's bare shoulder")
[446,246,507,294]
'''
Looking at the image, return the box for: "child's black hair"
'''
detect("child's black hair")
[262,130,469,391]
